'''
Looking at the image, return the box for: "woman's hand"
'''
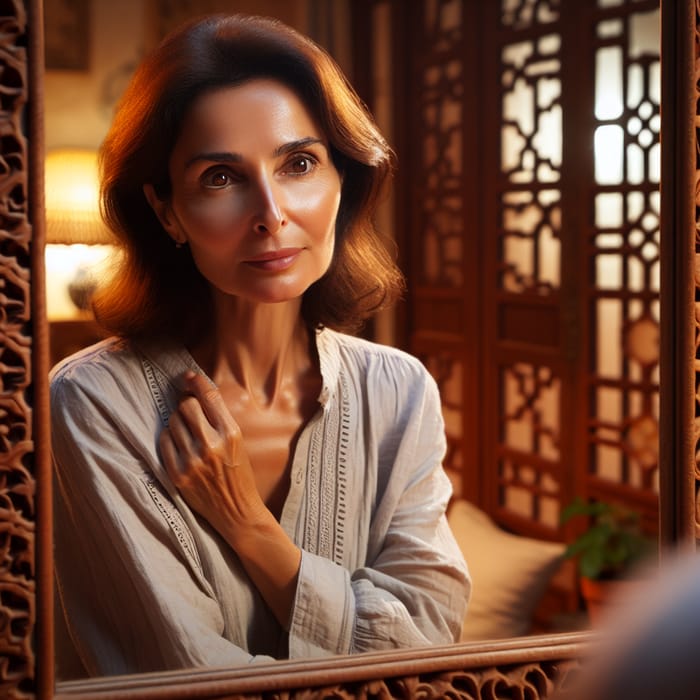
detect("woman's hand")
[159,370,301,628]
[159,371,268,543]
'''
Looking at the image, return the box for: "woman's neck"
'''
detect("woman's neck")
[187,295,315,407]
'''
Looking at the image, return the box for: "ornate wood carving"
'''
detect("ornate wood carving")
[60,671,579,699]
[55,634,587,699]
[210,661,580,700]
[0,0,690,698]
[0,0,36,697]
[694,0,700,539]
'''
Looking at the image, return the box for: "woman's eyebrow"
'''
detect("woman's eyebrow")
[273,137,325,157]
[184,151,242,169]
[184,137,326,169]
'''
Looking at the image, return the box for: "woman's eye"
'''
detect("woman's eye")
[285,155,317,175]
[201,169,233,188]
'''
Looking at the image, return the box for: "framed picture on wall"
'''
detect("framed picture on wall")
[144,0,307,51]
[44,0,90,71]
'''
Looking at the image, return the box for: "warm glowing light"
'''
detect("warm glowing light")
[594,125,624,184]
[45,149,112,244]
[45,244,114,320]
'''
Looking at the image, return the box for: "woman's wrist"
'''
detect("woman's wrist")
[228,513,302,628]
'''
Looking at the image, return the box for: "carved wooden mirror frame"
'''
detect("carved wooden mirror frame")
[0,0,694,698]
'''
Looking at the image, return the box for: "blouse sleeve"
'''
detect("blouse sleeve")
[51,364,274,677]
[287,357,471,657]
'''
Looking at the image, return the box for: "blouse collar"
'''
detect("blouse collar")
[135,326,342,410]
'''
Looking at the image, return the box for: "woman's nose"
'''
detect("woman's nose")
[251,177,286,234]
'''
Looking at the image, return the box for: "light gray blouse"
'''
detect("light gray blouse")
[51,328,471,678]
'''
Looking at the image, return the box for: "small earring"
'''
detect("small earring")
[175,242,183,249]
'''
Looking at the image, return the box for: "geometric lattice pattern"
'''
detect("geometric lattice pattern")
[499,363,561,527]
[500,28,562,293]
[497,1,563,530]
[501,189,561,294]
[502,0,560,30]
[500,16,562,293]
[400,0,661,551]
[589,1,660,494]
[418,0,465,287]
[492,0,660,531]
[409,0,475,498]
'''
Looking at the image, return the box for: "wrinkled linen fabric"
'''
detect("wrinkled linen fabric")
[51,327,471,678]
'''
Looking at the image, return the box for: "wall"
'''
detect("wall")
[44,0,328,151]
[45,0,147,150]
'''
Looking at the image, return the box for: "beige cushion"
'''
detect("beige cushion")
[447,498,565,640]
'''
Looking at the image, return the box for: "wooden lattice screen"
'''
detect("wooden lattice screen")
[353,0,661,609]
[379,0,659,521]
[0,0,694,697]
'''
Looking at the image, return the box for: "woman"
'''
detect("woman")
[51,14,470,678]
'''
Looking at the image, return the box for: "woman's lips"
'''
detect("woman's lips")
[244,248,302,272]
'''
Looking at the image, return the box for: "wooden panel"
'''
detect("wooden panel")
[377,1,661,626]
[397,0,483,499]
[585,0,661,500]
[498,300,560,347]
[414,296,466,336]
[480,0,569,533]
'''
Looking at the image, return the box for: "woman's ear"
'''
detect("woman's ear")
[143,184,185,244]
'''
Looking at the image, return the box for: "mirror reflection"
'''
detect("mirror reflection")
[45,0,661,681]
[49,2,471,679]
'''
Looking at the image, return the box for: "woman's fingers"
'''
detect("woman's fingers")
[163,371,249,477]
[166,406,198,453]
[174,394,219,452]
[181,371,234,433]
[176,374,246,468]
[158,372,267,543]
[159,426,186,486]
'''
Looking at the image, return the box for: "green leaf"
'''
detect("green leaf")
[560,497,614,524]
[579,548,605,579]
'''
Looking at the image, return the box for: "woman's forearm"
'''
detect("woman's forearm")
[225,513,301,628]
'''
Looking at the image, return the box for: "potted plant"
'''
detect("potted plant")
[560,497,655,622]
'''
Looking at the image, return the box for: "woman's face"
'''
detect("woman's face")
[147,79,342,306]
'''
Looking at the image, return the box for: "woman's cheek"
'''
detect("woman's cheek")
[185,196,245,236]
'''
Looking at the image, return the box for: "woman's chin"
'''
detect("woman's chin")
[215,286,308,308]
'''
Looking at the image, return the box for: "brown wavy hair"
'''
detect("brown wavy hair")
[92,13,404,340]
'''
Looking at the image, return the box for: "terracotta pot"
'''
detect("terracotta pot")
[580,575,645,625]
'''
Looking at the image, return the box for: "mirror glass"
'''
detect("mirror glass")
[383,0,661,646]
[44,0,663,683]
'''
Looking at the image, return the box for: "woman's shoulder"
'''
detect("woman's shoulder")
[320,329,443,437]
[320,328,432,385]
[49,336,143,397]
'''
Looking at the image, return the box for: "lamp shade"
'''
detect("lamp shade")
[45,148,112,244]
